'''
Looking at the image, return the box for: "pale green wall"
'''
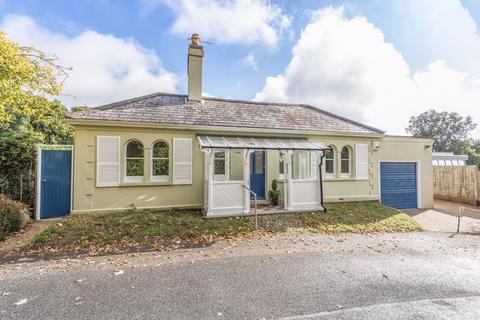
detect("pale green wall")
[73,126,204,212]
[72,124,433,212]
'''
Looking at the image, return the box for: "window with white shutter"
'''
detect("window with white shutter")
[355,143,369,180]
[173,138,192,184]
[96,136,120,187]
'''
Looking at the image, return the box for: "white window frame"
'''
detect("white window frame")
[124,140,144,183]
[293,150,313,180]
[213,149,229,181]
[151,140,169,182]
[340,145,352,178]
[325,145,336,179]
[279,153,285,180]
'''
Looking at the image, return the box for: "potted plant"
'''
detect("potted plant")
[268,179,280,205]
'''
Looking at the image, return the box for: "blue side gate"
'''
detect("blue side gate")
[380,162,417,209]
[36,147,73,219]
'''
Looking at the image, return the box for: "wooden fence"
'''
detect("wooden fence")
[433,166,480,206]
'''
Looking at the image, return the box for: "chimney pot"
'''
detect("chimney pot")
[191,33,201,46]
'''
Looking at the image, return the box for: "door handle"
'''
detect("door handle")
[42,179,47,183]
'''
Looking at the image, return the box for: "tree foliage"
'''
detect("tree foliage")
[405,109,477,152]
[0,31,73,143]
[0,130,37,204]
[452,139,480,167]
[0,32,74,206]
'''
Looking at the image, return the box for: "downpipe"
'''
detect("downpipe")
[319,151,327,213]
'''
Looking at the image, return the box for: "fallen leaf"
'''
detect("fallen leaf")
[114,270,124,276]
[15,299,27,306]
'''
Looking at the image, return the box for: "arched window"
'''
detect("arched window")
[341,146,352,177]
[152,140,169,181]
[125,140,144,182]
[325,145,336,178]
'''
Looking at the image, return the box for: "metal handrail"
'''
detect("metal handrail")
[242,184,258,230]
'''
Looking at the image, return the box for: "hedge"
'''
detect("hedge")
[0,194,26,240]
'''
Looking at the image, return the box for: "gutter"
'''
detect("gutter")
[64,119,385,138]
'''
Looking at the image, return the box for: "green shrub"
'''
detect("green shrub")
[268,179,280,205]
[0,194,26,240]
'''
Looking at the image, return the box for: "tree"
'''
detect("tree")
[0,31,73,144]
[453,139,480,167]
[0,130,36,204]
[405,109,477,152]
[0,32,74,206]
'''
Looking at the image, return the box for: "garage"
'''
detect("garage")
[380,162,418,209]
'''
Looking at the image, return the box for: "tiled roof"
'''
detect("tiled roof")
[67,92,385,135]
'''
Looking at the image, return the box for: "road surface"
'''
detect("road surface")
[1,232,479,319]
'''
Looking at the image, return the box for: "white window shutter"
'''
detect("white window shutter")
[96,136,120,187]
[173,138,193,184]
[355,144,369,180]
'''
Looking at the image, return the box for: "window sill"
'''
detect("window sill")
[151,176,169,182]
[324,178,365,182]
[119,181,174,187]
[124,177,144,184]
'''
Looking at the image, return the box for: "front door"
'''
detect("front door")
[250,151,266,200]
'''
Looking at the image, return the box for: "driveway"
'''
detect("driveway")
[1,232,480,319]
[405,199,480,234]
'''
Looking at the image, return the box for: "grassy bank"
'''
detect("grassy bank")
[29,201,421,255]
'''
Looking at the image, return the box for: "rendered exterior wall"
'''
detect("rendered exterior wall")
[72,125,433,213]
[374,136,433,208]
[72,126,204,213]
[266,136,433,208]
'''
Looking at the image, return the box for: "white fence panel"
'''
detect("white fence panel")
[211,181,244,216]
[291,179,320,211]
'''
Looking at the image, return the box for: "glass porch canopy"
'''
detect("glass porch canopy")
[197,135,329,151]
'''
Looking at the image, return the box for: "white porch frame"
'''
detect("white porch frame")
[198,135,327,217]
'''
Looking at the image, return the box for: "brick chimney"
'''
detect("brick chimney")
[187,33,204,101]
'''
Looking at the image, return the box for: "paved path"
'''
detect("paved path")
[0,220,56,256]
[405,200,480,234]
[1,232,479,319]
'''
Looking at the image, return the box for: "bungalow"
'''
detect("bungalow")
[61,34,433,218]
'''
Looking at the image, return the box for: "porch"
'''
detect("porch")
[198,135,329,217]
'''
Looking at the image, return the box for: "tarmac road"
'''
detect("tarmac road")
[1,232,479,319]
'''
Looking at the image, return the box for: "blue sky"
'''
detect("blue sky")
[1,0,479,136]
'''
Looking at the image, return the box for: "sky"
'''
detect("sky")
[1,0,479,137]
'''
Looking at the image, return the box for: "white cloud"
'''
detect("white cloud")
[255,7,480,138]
[242,53,258,71]
[393,0,480,73]
[156,0,291,47]
[1,14,178,107]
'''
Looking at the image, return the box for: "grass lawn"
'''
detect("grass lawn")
[29,201,421,255]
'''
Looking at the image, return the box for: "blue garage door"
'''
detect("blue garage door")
[39,149,72,218]
[380,162,417,209]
